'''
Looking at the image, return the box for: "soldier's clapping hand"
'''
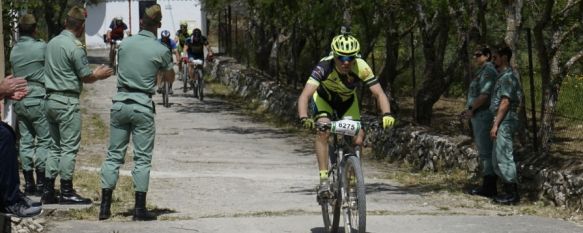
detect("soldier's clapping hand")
[94,65,114,80]
[0,75,28,100]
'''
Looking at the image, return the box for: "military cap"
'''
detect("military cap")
[67,6,86,21]
[19,14,36,25]
[143,4,162,23]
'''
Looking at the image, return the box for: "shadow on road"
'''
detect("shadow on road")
[181,126,295,139]
[366,182,418,195]
[310,227,372,233]
[284,182,418,197]
[118,207,177,219]
[173,98,237,114]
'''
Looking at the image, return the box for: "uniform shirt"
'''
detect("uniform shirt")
[490,67,522,115]
[307,55,378,103]
[185,35,208,57]
[44,30,93,94]
[114,30,173,108]
[466,62,497,110]
[109,21,128,40]
[9,36,47,98]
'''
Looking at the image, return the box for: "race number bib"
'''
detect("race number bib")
[331,119,361,136]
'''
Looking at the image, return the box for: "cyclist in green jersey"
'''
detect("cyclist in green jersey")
[175,21,190,74]
[297,34,396,196]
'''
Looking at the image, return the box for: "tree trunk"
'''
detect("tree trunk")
[415,70,447,125]
[378,11,399,91]
[539,84,559,152]
[413,2,451,125]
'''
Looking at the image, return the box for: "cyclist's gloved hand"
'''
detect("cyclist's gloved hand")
[300,117,315,129]
[382,113,396,129]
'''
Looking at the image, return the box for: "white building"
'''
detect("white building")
[85,0,206,49]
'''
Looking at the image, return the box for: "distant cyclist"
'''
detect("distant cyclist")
[175,21,190,73]
[182,28,213,83]
[106,16,129,67]
[156,30,180,94]
[297,33,396,197]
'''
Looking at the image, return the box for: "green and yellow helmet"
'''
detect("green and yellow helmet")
[331,35,360,56]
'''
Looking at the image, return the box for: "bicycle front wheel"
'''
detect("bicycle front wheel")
[342,156,366,233]
[182,65,188,93]
[197,69,204,101]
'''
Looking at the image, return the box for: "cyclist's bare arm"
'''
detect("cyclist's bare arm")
[182,44,189,55]
[297,83,318,119]
[369,83,391,114]
[172,49,180,64]
[106,30,111,42]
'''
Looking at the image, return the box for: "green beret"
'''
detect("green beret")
[19,14,36,25]
[67,6,86,21]
[143,4,162,23]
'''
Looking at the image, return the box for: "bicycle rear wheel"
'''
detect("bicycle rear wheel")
[320,168,340,233]
[197,69,204,101]
[163,82,169,108]
[342,156,366,233]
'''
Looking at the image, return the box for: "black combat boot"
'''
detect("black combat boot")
[494,183,520,205]
[35,169,45,196]
[23,170,36,195]
[59,179,92,204]
[41,177,58,204]
[99,189,113,220]
[469,175,498,198]
[132,192,157,221]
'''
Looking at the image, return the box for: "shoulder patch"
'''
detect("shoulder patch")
[74,39,86,49]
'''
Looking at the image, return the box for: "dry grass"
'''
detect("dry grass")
[371,159,583,224]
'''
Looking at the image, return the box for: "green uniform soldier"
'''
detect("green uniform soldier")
[464,46,498,198]
[490,46,522,205]
[10,14,51,196]
[99,4,172,221]
[42,6,113,205]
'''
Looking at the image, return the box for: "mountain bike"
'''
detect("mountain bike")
[316,119,366,233]
[191,59,204,101]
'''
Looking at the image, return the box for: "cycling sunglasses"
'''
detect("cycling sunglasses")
[336,55,356,62]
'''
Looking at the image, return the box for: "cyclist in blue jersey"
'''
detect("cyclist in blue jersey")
[157,30,180,94]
